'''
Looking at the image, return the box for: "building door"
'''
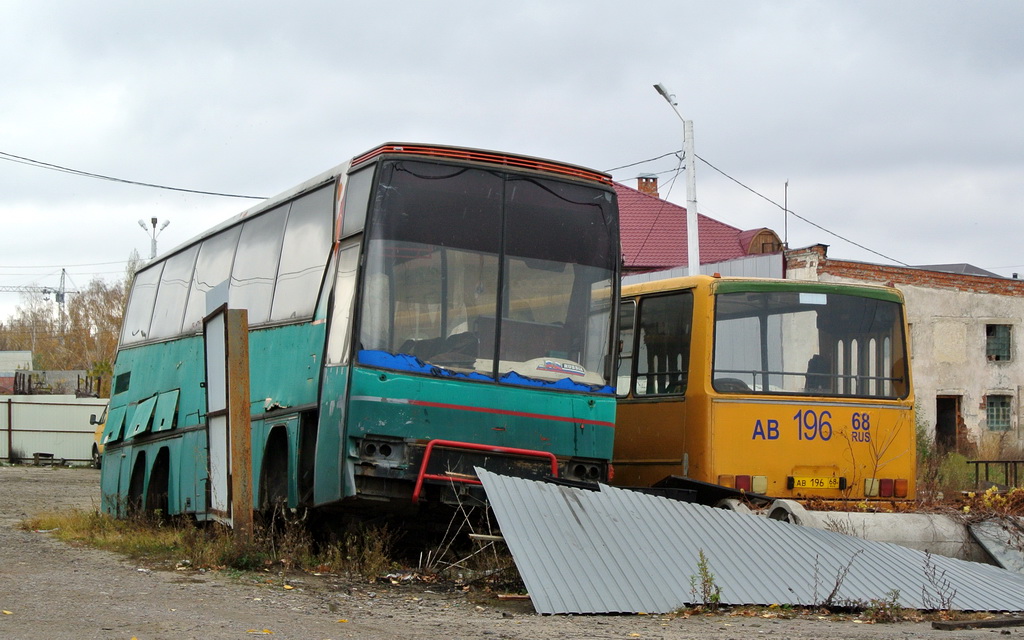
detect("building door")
[935,396,962,453]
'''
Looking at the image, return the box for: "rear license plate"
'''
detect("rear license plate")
[791,476,840,490]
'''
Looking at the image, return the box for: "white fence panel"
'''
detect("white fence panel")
[0,396,108,463]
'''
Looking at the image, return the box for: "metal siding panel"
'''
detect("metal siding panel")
[478,469,1024,614]
[102,405,127,444]
[152,389,179,433]
[126,395,158,439]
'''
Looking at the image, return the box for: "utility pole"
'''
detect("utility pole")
[138,217,170,260]
[654,83,700,276]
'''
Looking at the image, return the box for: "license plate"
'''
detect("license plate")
[791,476,840,490]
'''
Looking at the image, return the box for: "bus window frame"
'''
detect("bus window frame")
[710,287,911,400]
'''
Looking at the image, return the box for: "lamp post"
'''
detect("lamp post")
[654,83,700,276]
[138,217,170,260]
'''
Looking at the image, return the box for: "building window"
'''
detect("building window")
[986,395,1013,432]
[986,324,1012,361]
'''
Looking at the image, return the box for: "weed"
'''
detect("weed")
[688,549,722,611]
[921,551,958,612]
[813,550,862,610]
[861,589,905,623]
[316,523,397,580]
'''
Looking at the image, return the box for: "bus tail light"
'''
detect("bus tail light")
[894,478,909,498]
[865,478,879,497]
[865,477,910,498]
[879,478,894,498]
[719,474,768,494]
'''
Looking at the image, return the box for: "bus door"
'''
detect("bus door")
[614,291,694,486]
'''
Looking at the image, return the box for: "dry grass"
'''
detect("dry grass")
[19,509,397,580]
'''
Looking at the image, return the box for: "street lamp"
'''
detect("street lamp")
[138,217,170,260]
[653,83,700,276]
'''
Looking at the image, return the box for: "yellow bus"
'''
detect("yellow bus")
[613,275,915,503]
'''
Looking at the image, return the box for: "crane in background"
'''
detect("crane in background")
[0,269,75,332]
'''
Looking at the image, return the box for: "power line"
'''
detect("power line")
[624,153,687,268]
[0,260,128,269]
[0,150,267,200]
[619,147,911,267]
[693,153,910,266]
[604,151,682,174]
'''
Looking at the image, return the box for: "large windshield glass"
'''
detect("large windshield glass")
[712,287,908,399]
[358,159,617,392]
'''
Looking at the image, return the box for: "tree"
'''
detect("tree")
[0,251,141,397]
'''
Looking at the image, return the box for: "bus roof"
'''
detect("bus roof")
[621,274,905,303]
[144,142,614,271]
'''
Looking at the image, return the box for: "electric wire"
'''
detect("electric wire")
[694,153,911,266]
[0,148,916,270]
[623,154,686,268]
[0,150,266,200]
[615,147,911,267]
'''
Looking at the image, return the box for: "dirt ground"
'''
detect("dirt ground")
[0,465,1018,640]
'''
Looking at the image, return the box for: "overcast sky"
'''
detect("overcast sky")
[2,1,1022,319]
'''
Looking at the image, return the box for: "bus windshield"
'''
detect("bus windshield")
[712,288,908,399]
[358,159,617,392]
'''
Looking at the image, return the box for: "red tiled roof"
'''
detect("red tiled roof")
[616,182,752,272]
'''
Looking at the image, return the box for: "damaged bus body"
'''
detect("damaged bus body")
[100,143,620,520]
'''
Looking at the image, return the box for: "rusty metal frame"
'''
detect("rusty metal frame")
[411,438,558,503]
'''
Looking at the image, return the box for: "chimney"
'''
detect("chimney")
[637,173,659,198]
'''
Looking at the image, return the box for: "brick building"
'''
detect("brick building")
[786,244,1024,454]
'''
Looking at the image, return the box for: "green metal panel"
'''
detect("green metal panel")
[102,321,327,516]
[346,366,615,458]
[314,365,348,505]
[126,395,158,439]
[248,323,327,409]
[99,442,127,515]
[152,389,179,432]
[178,430,209,515]
[101,405,127,445]
[249,416,301,509]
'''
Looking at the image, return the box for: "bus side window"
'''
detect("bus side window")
[635,292,692,396]
[615,301,635,396]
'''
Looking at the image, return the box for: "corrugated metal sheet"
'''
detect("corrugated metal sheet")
[477,468,1024,615]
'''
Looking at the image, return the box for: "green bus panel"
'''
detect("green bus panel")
[314,365,350,505]
[102,321,326,516]
[349,366,613,454]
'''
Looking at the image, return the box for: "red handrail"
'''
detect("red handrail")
[411,438,559,502]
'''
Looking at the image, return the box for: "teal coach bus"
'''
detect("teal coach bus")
[99,143,620,519]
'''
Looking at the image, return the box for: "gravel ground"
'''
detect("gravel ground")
[0,464,1017,639]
